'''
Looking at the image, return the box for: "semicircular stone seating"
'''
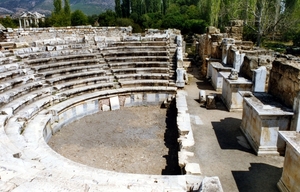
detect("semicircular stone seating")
[0,27,205,191]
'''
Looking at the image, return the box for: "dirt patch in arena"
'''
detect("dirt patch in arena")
[48,105,181,175]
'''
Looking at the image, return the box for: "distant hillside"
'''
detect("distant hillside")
[0,0,115,16]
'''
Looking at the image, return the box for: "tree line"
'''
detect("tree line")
[0,0,299,46]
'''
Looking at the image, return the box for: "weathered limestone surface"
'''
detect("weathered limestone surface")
[208,61,231,91]
[240,92,293,156]
[225,20,244,40]
[220,72,252,111]
[199,177,224,192]
[252,66,267,92]
[269,58,300,108]
[240,54,273,85]
[277,131,300,192]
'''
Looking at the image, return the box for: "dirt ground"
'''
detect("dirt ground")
[48,105,180,175]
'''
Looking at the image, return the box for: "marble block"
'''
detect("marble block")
[240,92,293,156]
[109,96,120,110]
[210,62,232,91]
[277,131,300,192]
[220,72,252,111]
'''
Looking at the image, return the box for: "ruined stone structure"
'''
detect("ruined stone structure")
[197,23,300,191]
[0,26,224,191]
[18,12,45,28]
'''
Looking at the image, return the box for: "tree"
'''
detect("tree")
[71,10,88,26]
[53,0,62,14]
[64,0,71,26]
[51,0,71,27]
[115,0,122,17]
[98,10,117,26]
[0,16,18,28]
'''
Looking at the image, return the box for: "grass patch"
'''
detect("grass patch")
[262,41,293,53]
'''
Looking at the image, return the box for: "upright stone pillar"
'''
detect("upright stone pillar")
[176,68,186,88]
[233,50,245,72]
[176,35,186,88]
[252,66,267,92]
[290,92,300,132]
[19,19,22,28]
[221,38,235,65]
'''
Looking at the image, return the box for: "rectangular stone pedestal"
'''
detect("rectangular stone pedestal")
[220,72,252,111]
[240,93,293,156]
[209,62,232,91]
[277,131,300,192]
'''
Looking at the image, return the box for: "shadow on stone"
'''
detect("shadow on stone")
[212,117,254,153]
[232,163,282,192]
[162,99,181,175]
[196,80,215,91]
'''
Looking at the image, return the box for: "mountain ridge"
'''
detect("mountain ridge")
[0,0,115,16]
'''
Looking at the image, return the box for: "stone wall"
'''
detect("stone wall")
[0,26,133,44]
[269,57,300,108]
[225,20,243,40]
[196,27,224,77]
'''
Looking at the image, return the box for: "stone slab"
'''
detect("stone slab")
[220,72,252,111]
[278,131,300,192]
[200,177,224,192]
[240,93,293,156]
[185,163,201,175]
[110,96,120,110]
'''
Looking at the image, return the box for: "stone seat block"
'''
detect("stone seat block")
[178,149,194,167]
[109,61,169,69]
[0,73,45,93]
[52,76,110,90]
[0,42,14,50]
[103,46,167,52]
[0,115,22,156]
[4,118,27,145]
[26,57,52,65]
[119,80,170,88]
[45,70,107,85]
[13,46,41,56]
[0,63,21,73]
[115,73,169,80]
[26,53,96,66]
[0,91,43,116]
[0,56,20,65]
[32,59,99,72]
[0,69,23,81]
[185,163,201,175]
[22,47,97,60]
[39,64,102,78]
[54,83,115,99]
[105,56,170,63]
[102,50,169,57]
[176,96,188,108]
[178,130,195,149]
[53,53,96,62]
[0,81,43,106]
[15,96,53,121]
[177,120,192,136]
[112,67,169,75]
[106,41,167,47]
[136,67,170,74]
[0,78,23,93]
